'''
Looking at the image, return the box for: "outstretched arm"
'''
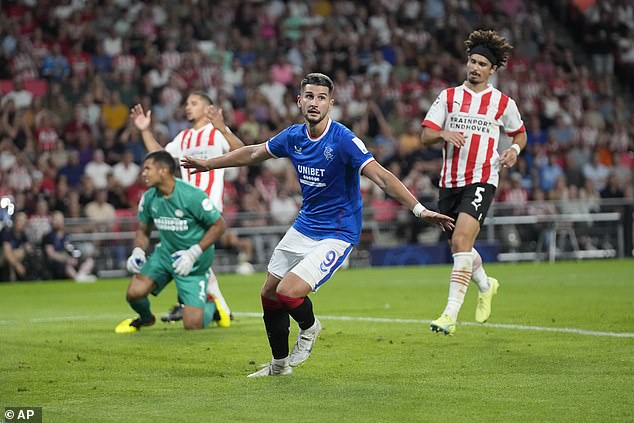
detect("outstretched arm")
[130,104,162,152]
[362,161,455,231]
[181,143,272,173]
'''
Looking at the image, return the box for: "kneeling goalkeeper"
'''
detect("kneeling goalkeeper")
[116,150,225,333]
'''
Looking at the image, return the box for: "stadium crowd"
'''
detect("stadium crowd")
[0,0,632,280]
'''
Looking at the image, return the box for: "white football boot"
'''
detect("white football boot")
[289,319,322,367]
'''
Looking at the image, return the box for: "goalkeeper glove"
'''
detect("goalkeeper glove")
[126,247,146,274]
[172,244,203,276]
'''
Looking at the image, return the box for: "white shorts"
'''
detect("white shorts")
[267,227,353,292]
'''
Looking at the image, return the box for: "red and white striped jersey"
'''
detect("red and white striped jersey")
[165,123,231,212]
[422,83,525,188]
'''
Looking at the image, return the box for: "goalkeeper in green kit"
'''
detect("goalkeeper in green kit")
[115,150,226,333]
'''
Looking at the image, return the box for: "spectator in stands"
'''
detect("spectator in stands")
[270,188,299,226]
[3,78,32,110]
[527,188,557,254]
[1,211,31,281]
[105,173,127,209]
[498,173,529,215]
[7,153,33,194]
[103,27,122,57]
[600,173,625,199]
[84,149,112,190]
[40,84,69,129]
[101,91,128,132]
[0,136,17,173]
[254,166,279,205]
[58,150,83,188]
[548,114,574,147]
[92,42,112,75]
[526,115,548,146]
[84,188,116,231]
[125,173,146,211]
[40,43,70,81]
[1,99,32,151]
[26,197,51,244]
[77,92,101,131]
[49,139,69,170]
[586,8,619,76]
[582,152,611,192]
[539,154,565,194]
[43,211,96,282]
[34,111,59,153]
[112,150,140,189]
[68,41,91,80]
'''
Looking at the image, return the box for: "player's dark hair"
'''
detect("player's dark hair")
[465,29,513,69]
[144,150,176,175]
[300,73,334,95]
[188,91,213,105]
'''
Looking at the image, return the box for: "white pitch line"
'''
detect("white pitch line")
[232,312,634,339]
[1,312,632,339]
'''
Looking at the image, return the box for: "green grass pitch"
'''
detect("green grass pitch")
[1,260,633,422]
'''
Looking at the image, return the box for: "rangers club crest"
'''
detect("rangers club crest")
[324,146,334,161]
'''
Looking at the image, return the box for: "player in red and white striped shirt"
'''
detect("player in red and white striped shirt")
[421,30,527,335]
[130,92,244,327]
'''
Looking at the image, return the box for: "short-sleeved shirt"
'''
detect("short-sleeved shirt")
[138,179,222,273]
[166,123,231,211]
[42,230,69,253]
[1,227,27,249]
[42,230,71,278]
[266,117,374,244]
[422,83,525,188]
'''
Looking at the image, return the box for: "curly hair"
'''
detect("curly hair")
[465,30,513,68]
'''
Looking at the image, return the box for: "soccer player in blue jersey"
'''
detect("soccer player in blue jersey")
[182,73,454,377]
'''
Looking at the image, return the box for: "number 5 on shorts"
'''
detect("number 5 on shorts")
[471,186,485,211]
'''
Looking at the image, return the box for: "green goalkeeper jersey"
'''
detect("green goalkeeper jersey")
[138,179,221,272]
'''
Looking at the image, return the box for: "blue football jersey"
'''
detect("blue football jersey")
[266,118,374,244]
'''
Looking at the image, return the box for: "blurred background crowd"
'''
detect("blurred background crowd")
[0,0,632,280]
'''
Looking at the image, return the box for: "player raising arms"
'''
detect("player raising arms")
[182,73,454,377]
[421,29,527,335]
[130,91,243,327]
[115,150,225,333]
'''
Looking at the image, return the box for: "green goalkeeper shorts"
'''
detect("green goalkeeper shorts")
[141,246,210,309]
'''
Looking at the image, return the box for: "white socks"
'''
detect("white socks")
[442,252,473,321]
[471,248,490,293]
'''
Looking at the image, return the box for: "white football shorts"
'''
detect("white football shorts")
[267,227,353,291]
